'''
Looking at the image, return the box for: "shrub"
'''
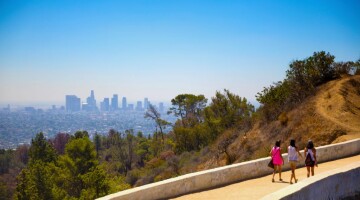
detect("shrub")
[278,112,289,126]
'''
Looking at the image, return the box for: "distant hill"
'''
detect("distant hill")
[201,75,360,168]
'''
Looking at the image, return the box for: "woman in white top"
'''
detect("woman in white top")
[288,139,302,184]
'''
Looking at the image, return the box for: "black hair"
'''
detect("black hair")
[307,140,314,149]
[275,140,281,147]
[290,139,296,148]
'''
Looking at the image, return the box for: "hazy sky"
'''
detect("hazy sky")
[0,0,359,106]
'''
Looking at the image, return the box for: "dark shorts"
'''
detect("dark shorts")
[305,161,315,167]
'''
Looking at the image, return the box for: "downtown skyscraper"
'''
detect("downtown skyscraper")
[65,95,81,112]
[111,94,118,111]
[122,97,127,111]
[82,90,98,111]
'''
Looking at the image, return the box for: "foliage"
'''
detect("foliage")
[168,94,207,127]
[29,132,57,164]
[14,132,111,200]
[145,104,171,145]
[0,145,28,200]
[0,149,13,174]
[15,132,57,200]
[256,51,358,122]
[0,177,9,200]
[205,89,255,139]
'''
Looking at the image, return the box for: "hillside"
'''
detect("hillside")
[202,75,360,167]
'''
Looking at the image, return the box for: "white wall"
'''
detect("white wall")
[261,161,360,200]
[97,139,360,200]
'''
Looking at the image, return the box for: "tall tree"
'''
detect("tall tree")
[28,132,57,164]
[168,94,207,127]
[205,89,255,140]
[145,104,170,144]
[15,132,57,200]
[56,132,110,199]
[94,133,102,157]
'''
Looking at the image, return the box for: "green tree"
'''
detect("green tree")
[255,51,346,122]
[206,89,255,139]
[94,133,102,157]
[168,94,207,127]
[14,161,55,200]
[135,134,151,167]
[28,132,57,164]
[0,149,12,174]
[56,133,110,199]
[14,133,57,200]
[145,104,171,144]
[0,177,9,200]
[168,94,209,153]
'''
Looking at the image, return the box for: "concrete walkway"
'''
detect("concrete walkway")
[171,154,360,200]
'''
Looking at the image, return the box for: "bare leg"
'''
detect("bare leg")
[278,165,282,181]
[290,168,295,183]
[293,165,298,183]
[306,166,310,177]
[272,166,277,182]
[311,166,315,176]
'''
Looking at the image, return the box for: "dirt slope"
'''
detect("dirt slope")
[315,75,360,140]
[218,75,360,165]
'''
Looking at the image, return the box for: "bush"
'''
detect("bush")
[278,112,289,126]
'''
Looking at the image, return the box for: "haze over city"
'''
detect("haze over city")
[0,0,359,106]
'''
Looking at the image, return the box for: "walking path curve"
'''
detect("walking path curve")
[171,154,360,200]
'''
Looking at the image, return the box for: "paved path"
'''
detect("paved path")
[171,154,360,200]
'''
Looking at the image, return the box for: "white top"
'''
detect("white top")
[306,148,315,161]
[288,146,298,161]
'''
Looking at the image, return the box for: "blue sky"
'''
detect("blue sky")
[0,0,359,106]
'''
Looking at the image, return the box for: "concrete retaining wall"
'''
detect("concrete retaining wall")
[261,161,360,200]
[97,139,360,200]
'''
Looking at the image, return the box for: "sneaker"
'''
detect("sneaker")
[295,179,298,183]
[279,179,283,181]
[272,178,275,182]
[290,182,293,184]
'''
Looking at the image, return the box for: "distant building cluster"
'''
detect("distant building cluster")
[65,90,162,113]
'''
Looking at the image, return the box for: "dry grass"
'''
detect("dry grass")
[221,75,360,166]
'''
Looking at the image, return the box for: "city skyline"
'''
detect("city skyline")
[65,89,158,112]
[1,1,359,105]
[0,91,168,111]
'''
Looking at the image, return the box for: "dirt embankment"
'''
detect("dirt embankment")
[224,75,360,165]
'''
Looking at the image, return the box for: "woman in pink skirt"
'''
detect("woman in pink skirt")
[270,140,284,182]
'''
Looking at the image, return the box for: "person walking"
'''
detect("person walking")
[304,140,318,177]
[288,139,302,184]
[270,140,284,182]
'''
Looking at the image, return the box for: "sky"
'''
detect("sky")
[0,0,359,107]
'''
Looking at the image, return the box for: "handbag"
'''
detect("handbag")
[268,147,279,169]
[268,159,274,169]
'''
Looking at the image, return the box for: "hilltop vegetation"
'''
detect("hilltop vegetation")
[0,51,359,199]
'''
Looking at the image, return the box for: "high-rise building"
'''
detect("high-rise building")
[85,90,98,111]
[144,98,149,110]
[159,102,164,113]
[128,104,134,111]
[66,95,81,112]
[101,98,110,112]
[111,94,118,111]
[136,101,143,111]
[122,97,127,111]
